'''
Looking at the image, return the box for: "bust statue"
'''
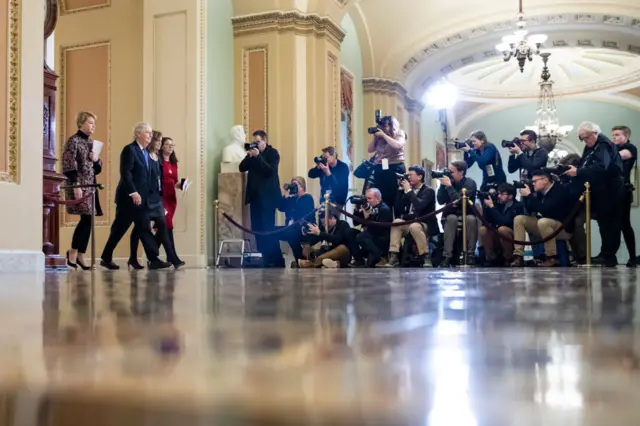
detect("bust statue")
[222,125,248,164]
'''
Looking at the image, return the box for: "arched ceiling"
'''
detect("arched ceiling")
[337,0,640,97]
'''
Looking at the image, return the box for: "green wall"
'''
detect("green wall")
[458,99,640,261]
[206,0,234,264]
[339,13,364,165]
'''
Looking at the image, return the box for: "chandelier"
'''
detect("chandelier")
[525,53,573,152]
[495,0,548,72]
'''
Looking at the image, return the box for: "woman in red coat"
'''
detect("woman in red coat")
[160,137,184,264]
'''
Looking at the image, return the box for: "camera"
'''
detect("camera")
[542,165,570,175]
[501,137,521,149]
[453,138,472,150]
[244,141,259,151]
[478,191,497,202]
[314,156,328,166]
[512,180,528,190]
[431,169,452,179]
[367,109,384,134]
[348,195,367,207]
[283,183,298,195]
[396,172,409,182]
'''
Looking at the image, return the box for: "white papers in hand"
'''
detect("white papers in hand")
[92,140,103,158]
[181,178,192,199]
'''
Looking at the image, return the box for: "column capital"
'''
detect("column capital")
[363,78,424,113]
[232,11,345,48]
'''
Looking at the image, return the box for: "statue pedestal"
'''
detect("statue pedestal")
[217,171,254,256]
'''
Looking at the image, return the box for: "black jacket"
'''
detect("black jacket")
[353,201,393,241]
[437,176,478,217]
[577,133,623,197]
[523,183,574,231]
[484,200,524,229]
[394,184,439,236]
[507,147,549,180]
[239,145,281,209]
[307,220,351,249]
[278,194,315,223]
[308,159,350,205]
[115,141,154,208]
[617,140,637,185]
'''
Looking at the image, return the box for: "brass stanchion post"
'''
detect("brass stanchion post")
[461,188,468,266]
[585,182,591,267]
[90,189,96,269]
[214,200,219,267]
[324,193,330,231]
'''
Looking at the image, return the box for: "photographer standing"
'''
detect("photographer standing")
[349,188,393,267]
[463,130,506,191]
[507,130,549,182]
[437,161,478,267]
[368,116,406,210]
[307,146,349,207]
[277,177,315,266]
[386,166,437,267]
[564,121,624,267]
[478,183,523,266]
[612,125,637,267]
[239,130,284,268]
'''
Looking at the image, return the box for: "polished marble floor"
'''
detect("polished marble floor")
[0,267,639,425]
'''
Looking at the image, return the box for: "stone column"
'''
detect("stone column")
[362,78,424,166]
[232,11,345,200]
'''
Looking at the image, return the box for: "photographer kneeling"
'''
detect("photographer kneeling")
[511,171,573,267]
[462,130,506,191]
[506,130,549,182]
[349,188,393,267]
[385,165,437,267]
[479,183,523,266]
[299,208,352,268]
[307,146,350,208]
[277,177,315,266]
[437,161,479,267]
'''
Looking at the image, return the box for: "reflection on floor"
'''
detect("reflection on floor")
[0,267,638,425]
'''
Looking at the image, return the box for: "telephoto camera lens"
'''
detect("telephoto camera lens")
[244,142,259,151]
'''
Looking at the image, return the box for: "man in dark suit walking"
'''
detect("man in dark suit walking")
[100,122,171,270]
[239,130,284,267]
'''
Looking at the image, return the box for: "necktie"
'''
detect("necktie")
[143,149,149,168]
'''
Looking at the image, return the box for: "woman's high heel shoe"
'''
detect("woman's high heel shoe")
[76,257,91,270]
[66,251,78,270]
[127,259,144,270]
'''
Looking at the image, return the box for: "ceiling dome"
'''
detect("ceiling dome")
[443,47,640,99]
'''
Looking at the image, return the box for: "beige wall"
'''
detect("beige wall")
[143,0,207,266]
[0,0,45,257]
[55,0,143,260]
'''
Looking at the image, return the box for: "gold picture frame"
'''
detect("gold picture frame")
[421,158,435,188]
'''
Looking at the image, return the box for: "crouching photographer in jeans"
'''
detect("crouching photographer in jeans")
[299,208,352,268]
[478,183,523,266]
[385,165,437,267]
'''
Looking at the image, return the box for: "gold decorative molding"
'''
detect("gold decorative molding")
[242,45,268,138]
[0,0,21,183]
[199,0,206,255]
[363,77,425,114]
[232,11,346,49]
[59,0,111,15]
[59,41,112,227]
[328,52,339,146]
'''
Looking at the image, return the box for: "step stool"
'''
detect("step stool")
[216,239,247,267]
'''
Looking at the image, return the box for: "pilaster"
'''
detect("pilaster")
[362,78,424,166]
[232,11,345,199]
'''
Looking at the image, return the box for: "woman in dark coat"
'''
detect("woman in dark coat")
[61,111,103,270]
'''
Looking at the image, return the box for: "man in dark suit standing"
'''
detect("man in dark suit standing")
[239,130,284,267]
[100,122,171,270]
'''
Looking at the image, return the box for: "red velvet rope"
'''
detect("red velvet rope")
[329,201,456,227]
[222,207,321,236]
[468,197,584,246]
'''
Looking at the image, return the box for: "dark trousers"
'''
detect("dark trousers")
[101,204,159,263]
[595,194,622,260]
[374,163,405,211]
[71,215,92,253]
[622,189,636,260]
[276,224,305,260]
[130,217,180,264]
[249,202,283,265]
[349,229,388,266]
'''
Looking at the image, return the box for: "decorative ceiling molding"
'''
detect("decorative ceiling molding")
[232,11,346,48]
[363,78,424,112]
[401,12,640,77]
